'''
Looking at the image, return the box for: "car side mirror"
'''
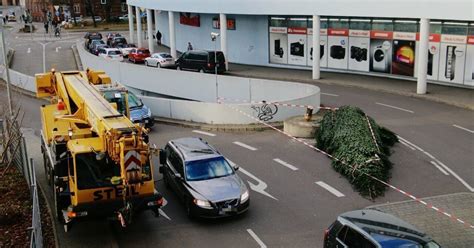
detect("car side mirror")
[174,173,183,180]
[233,165,239,171]
[159,149,166,165]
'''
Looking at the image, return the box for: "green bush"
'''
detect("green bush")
[316,106,398,199]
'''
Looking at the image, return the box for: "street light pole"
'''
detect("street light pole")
[211,32,219,102]
[0,26,13,116]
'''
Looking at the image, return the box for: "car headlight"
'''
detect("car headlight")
[193,199,212,209]
[240,190,249,203]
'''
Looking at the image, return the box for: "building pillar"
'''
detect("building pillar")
[219,13,227,70]
[154,10,160,34]
[417,18,430,94]
[168,11,176,59]
[146,9,154,53]
[135,7,142,48]
[312,15,321,80]
[127,5,134,44]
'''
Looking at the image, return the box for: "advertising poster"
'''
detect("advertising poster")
[464,36,474,86]
[438,35,467,85]
[307,28,328,68]
[392,32,417,76]
[287,27,307,66]
[348,30,370,72]
[414,34,441,81]
[370,31,393,73]
[327,29,349,69]
[179,13,200,27]
[269,27,288,64]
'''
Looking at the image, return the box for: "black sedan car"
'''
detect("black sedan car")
[159,137,249,218]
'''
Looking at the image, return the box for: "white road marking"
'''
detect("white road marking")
[227,159,277,200]
[453,124,474,134]
[398,135,473,192]
[321,92,339,97]
[27,47,31,53]
[376,102,414,114]
[315,181,345,197]
[192,130,216,137]
[158,197,171,221]
[430,161,449,176]
[55,46,61,52]
[247,229,267,248]
[399,140,416,150]
[273,158,298,171]
[233,141,257,151]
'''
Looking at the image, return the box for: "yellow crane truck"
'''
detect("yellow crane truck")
[36,69,163,232]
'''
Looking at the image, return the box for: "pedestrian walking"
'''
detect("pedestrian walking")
[44,21,49,33]
[187,42,193,51]
[156,30,162,46]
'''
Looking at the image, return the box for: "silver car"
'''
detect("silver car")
[145,53,175,68]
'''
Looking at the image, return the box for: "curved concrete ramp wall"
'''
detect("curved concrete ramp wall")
[78,43,320,124]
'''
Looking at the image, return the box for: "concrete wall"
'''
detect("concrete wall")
[156,12,269,66]
[78,42,320,124]
[0,65,36,93]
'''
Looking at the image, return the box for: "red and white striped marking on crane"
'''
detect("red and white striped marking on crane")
[124,150,141,171]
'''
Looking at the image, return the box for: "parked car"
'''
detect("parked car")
[84,32,103,49]
[145,53,175,68]
[106,33,122,45]
[110,37,127,48]
[158,137,250,218]
[118,14,132,21]
[176,50,226,74]
[89,40,106,53]
[93,44,110,56]
[128,48,151,63]
[323,209,440,248]
[98,48,124,62]
[118,43,137,58]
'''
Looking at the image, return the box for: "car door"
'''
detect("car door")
[180,52,190,70]
[129,49,136,60]
[152,54,159,66]
[165,146,186,201]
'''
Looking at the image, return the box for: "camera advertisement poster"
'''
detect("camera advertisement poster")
[414,34,441,81]
[437,35,467,85]
[306,28,328,67]
[464,36,474,86]
[328,29,349,70]
[348,30,370,72]
[287,27,307,66]
[392,32,417,76]
[370,31,393,73]
[269,27,288,64]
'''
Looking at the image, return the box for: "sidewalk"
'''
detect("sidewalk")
[151,44,473,110]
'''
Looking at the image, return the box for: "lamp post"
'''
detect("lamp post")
[211,32,220,102]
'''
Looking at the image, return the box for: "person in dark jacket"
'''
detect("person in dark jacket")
[156,30,162,46]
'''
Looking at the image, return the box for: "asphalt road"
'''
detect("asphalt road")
[2,21,473,247]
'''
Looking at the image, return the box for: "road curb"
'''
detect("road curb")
[71,44,83,70]
[226,72,474,111]
[154,117,283,132]
[367,192,474,209]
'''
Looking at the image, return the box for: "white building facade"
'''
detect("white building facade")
[127,0,474,91]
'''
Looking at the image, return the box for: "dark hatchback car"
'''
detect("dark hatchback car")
[324,209,440,248]
[176,50,226,74]
[159,137,249,218]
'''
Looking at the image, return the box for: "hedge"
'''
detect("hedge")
[316,106,398,199]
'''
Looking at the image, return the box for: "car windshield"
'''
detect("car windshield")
[185,157,234,181]
[372,233,434,248]
[108,50,122,55]
[103,91,127,115]
[128,92,143,109]
[138,49,150,54]
[115,38,126,43]
[159,53,173,58]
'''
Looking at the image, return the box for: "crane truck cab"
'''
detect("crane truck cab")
[36,70,162,232]
[86,69,154,128]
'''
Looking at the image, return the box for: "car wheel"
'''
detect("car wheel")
[186,199,194,219]
[199,68,205,73]
[145,61,148,67]
[176,66,181,71]
[157,63,161,68]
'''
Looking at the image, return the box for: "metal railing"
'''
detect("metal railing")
[2,117,43,248]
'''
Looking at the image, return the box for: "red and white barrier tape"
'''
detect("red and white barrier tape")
[219,102,474,230]
[217,97,337,110]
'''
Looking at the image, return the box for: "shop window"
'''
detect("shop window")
[288,17,308,28]
[441,22,468,35]
[121,3,127,12]
[307,18,328,29]
[329,18,349,29]
[468,24,474,35]
[372,19,394,31]
[394,20,418,32]
[349,19,371,30]
[73,3,80,14]
[430,22,442,34]
[269,16,287,27]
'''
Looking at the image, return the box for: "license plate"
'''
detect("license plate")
[166,58,172,61]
